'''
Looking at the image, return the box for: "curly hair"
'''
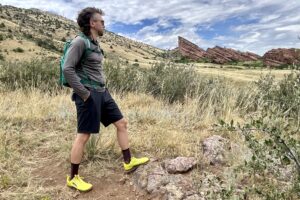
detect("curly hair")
[77,7,104,36]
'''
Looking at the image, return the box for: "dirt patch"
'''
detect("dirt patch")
[31,156,151,200]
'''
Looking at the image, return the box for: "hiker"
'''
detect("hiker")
[63,7,149,192]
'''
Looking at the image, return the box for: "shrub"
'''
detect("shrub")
[246,60,263,68]
[35,38,60,52]
[174,56,191,63]
[0,53,5,61]
[254,72,300,120]
[104,59,145,93]
[23,33,33,39]
[143,62,200,103]
[12,47,24,53]
[0,59,60,92]
[214,72,300,199]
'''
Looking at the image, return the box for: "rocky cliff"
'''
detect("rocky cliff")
[263,48,300,67]
[177,36,261,64]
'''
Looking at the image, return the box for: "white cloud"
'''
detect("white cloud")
[1,0,300,55]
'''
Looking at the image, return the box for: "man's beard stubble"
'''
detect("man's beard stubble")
[98,29,104,37]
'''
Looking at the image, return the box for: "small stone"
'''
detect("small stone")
[119,177,127,185]
[72,190,80,198]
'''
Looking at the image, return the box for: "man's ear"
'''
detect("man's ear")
[90,20,95,28]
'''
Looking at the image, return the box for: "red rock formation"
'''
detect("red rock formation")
[178,36,207,60]
[206,46,261,64]
[177,36,261,64]
[263,48,300,67]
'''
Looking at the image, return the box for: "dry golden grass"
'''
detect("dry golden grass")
[100,42,160,68]
[0,39,59,61]
[194,63,292,83]
[0,86,249,199]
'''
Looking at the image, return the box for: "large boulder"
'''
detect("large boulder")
[132,158,200,200]
[202,135,229,165]
[202,135,253,166]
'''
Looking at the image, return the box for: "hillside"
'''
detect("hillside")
[0,5,165,67]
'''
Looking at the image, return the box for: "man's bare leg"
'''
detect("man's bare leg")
[113,118,132,164]
[113,118,149,171]
[70,133,91,179]
[113,118,129,150]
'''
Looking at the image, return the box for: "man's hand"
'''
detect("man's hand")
[83,92,91,102]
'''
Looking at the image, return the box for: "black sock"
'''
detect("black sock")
[70,163,80,179]
[122,148,131,164]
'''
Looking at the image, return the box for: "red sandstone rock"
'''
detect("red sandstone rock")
[177,36,261,64]
[178,36,207,60]
[206,46,261,64]
[263,48,300,67]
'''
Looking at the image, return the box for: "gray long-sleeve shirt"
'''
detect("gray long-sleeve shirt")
[63,35,106,100]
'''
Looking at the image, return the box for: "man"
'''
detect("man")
[63,7,149,192]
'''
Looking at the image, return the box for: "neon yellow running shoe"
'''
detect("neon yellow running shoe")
[66,175,93,192]
[124,156,150,173]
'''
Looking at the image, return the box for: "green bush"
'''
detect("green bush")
[250,60,263,68]
[35,38,60,52]
[0,59,60,92]
[174,56,191,63]
[104,59,145,93]
[254,72,300,119]
[214,71,300,198]
[144,62,200,103]
[104,60,200,102]
[12,47,24,53]
[0,53,5,61]
[23,33,33,39]
[196,57,212,63]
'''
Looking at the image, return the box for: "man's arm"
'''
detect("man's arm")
[63,37,90,101]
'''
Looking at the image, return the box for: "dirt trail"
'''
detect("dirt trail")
[31,151,151,200]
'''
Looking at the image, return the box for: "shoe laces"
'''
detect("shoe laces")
[75,175,85,182]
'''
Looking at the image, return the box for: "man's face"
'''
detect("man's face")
[90,13,105,37]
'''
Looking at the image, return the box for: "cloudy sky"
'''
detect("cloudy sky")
[2,0,300,55]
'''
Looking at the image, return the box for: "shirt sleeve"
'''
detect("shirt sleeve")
[63,37,90,100]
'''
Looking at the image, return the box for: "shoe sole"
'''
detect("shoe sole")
[67,184,93,192]
[124,159,150,174]
[124,165,139,174]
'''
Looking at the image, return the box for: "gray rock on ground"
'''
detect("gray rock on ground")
[202,135,228,165]
[163,157,197,174]
[132,158,201,200]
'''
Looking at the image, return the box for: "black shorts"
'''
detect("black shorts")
[71,88,123,134]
